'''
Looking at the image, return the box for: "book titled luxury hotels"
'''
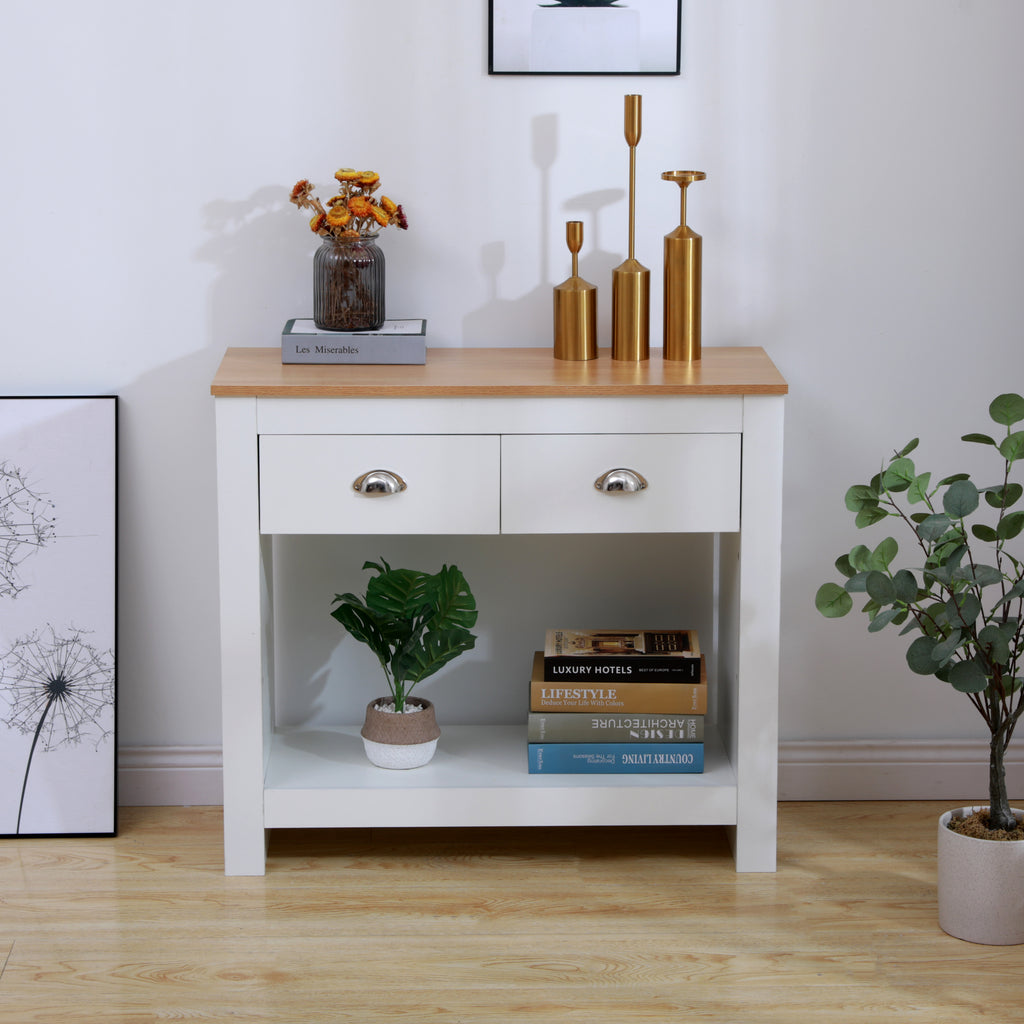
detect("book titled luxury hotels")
[543,628,701,682]
[529,652,707,714]
[281,318,426,364]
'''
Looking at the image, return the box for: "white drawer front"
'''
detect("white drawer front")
[259,435,500,534]
[501,434,740,534]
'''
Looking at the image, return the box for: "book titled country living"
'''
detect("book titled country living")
[529,652,707,714]
[528,743,704,774]
[527,711,704,744]
[543,628,701,682]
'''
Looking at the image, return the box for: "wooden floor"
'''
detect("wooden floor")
[1,802,1021,1023]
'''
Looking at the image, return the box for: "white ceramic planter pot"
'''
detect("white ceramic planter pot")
[937,806,1024,945]
[360,698,441,770]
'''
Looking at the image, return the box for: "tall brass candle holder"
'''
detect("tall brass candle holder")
[553,221,597,360]
[661,170,706,362]
[612,94,650,361]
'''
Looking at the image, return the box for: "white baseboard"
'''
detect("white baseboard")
[778,738,1023,802]
[116,740,1023,807]
[118,746,223,806]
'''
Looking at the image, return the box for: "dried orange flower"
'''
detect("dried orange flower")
[326,205,352,228]
[347,195,374,218]
[291,166,408,239]
[291,179,313,201]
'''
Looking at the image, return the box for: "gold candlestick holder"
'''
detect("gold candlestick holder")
[612,94,650,361]
[661,170,706,362]
[553,221,597,360]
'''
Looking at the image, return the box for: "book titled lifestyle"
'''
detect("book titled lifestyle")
[281,318,426,364]
[528,743,704,774]
[527,711,703,744]
[543,628,701,682]
[529,652,707,714]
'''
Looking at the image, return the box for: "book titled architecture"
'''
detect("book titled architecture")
[543,628,701,682]
[527,711,703,743]
[281,318,426,364]
[529,652,707,714]
[527,743,704,774]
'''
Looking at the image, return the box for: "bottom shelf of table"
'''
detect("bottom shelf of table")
[263,724,738,830]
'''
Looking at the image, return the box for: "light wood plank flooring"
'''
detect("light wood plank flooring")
[1,802,1021,1022]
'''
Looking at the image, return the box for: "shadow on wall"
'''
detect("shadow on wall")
[197,185,312,350]
[462,113,624,348]
[116,347,225,747]
[272,532,716,729]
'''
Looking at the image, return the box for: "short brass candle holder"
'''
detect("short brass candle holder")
[553,221,597,360]
[612,94,650,362]
[661,170,706,362]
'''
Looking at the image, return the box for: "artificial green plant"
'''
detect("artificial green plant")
[331,559,477,713]
[816,393,1024,833]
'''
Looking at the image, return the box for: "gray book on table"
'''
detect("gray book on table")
[281,318,426,364]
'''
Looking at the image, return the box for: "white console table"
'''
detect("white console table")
[211,347,787,875]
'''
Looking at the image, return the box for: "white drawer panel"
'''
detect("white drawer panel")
[501,433,740,534]
[259,435,500,534]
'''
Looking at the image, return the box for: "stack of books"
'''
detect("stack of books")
[527,629,706,774]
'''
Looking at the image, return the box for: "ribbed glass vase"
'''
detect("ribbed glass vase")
[313,234,385,331]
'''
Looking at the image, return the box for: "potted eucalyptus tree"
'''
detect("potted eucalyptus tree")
[816,393,1024,944]
[331,559,477,769]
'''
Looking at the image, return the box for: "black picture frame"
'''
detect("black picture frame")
[489,0,681,76]
[0,396,118,837]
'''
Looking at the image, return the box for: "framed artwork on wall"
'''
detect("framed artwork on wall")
[489,0,681,76]
[0,396,117,837]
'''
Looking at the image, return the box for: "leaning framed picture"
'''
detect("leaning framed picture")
[488,0,681,76]
[0,396,117,837]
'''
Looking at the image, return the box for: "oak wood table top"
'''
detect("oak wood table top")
[211,346,788,398]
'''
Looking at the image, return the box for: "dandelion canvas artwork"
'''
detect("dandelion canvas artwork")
[489,0,681,75]
[0,397,116,837]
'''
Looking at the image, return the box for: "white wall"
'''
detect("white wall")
[2,1,1023,801]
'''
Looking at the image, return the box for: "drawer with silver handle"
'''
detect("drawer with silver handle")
[258,434,500,534]
[500,433,740,534]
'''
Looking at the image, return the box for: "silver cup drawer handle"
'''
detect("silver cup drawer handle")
[594,468,648,494]
[352,470,408,496]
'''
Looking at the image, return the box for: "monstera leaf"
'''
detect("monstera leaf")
[331,558,478,710]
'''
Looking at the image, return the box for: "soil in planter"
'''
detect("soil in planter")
[947,809,1024,842]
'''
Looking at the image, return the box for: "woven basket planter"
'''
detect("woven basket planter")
[360,698,441,769]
